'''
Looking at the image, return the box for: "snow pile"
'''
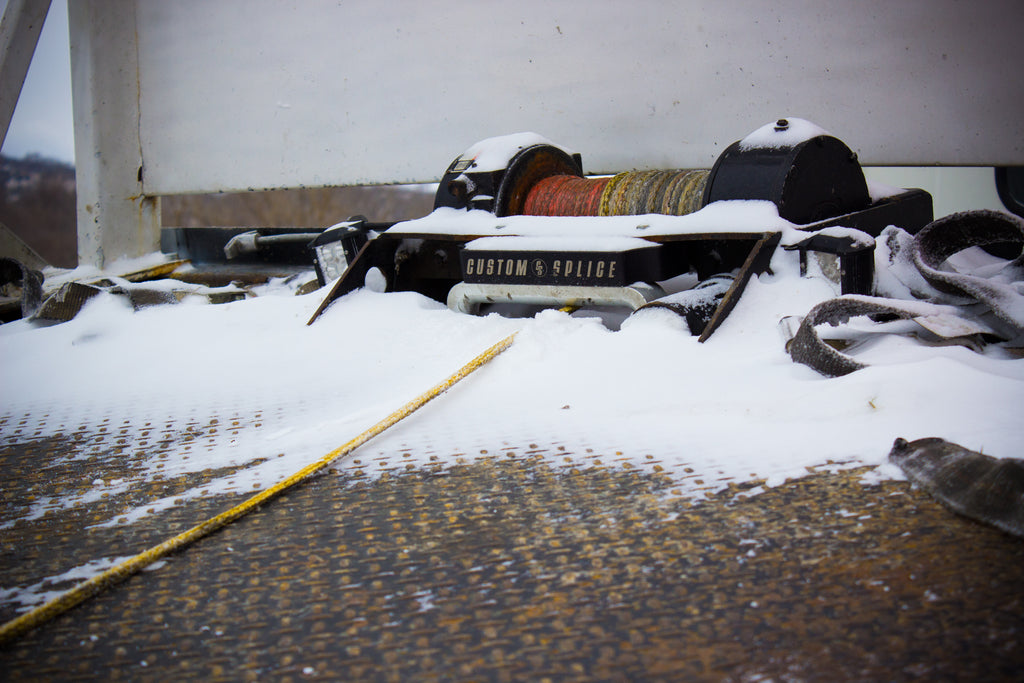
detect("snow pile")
[1,217,1023,529]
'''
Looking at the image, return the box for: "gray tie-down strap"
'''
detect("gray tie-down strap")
[789,210,1024,377]
[786,296,994,377]
[0,257,44,318]
[889,437,1024,539]
[913,209,1024,338]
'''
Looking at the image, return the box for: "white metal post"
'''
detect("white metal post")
[69,0,159,268]
[0,0,52,151]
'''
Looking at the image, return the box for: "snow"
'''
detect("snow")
[801,226,876,249]
[393,201,791,238]
[465,236,656,253]
[866,178,907,203]
[2,207,1023,546]
[737,117,830,150]
[450,132,574,173]
[39,252,178,289]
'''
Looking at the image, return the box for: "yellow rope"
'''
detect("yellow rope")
[0,332,517,645]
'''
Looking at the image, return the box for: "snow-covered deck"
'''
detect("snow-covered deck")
[2,227,1023,676]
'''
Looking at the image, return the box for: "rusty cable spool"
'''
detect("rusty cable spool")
[522,174,612,216]
[517,168,711,218]
[628,170,666,215]
[663,169,709,215]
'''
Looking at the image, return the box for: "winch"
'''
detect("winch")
[308,119,933,336]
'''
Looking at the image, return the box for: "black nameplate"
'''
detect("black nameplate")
[460,246,662,286]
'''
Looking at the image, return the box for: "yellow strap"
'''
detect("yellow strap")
[0,332,517,645]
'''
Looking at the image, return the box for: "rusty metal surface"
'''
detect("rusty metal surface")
[1,412,1023,681]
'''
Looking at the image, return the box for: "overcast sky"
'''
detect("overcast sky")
[2,0,75,164]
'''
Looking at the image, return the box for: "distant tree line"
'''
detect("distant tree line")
[0,155,77,267]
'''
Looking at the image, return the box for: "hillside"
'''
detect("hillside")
[0,155,77,267]
[0,154,435,269]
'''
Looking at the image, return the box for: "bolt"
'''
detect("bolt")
[774,119,790,131]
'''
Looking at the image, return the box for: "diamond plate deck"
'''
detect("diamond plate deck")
[1,411,1023,681]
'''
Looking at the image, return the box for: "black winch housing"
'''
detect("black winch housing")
[299,121,935,336]
[704,124,871,224]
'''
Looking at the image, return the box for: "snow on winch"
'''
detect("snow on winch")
[306,118,934,345]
